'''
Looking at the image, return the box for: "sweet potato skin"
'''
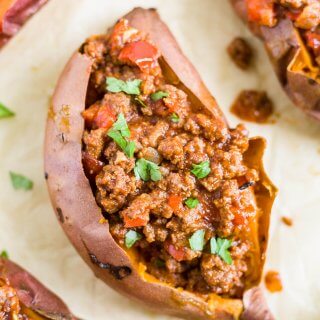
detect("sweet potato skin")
[0,0,48,48]
[230,0,320,121]
[44,7,276,320]
[0,257,76,319]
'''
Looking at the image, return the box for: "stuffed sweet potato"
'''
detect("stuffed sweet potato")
[0,0,48,48]
[44,7,277,320]
[0,257,76,319]
[231,0,320,121]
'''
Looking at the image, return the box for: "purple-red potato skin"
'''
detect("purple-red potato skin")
[44,8,276,320]
[231,0,320,121]
[0,257,76,319]
[0,0,48,48]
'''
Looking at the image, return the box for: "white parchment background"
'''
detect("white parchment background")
[0,0,320,319]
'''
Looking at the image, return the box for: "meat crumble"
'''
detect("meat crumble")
[81,19,262,298]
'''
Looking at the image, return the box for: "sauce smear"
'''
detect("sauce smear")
[265,270,283,293]
[231,90,274,123]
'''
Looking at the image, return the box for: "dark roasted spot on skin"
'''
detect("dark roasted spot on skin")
[44,172,49,180]
[239,181,255,190]
[89,253,132,280]
[56,207,64,223]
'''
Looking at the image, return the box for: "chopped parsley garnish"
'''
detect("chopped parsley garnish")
[189,229,205,251]
[0,250,9,259]
[106,77,142,95]
[125,230,142,248]
[185,198,199,209]
[135,96,148,108]
[191,161,211,179]
[134,158,162,182]
[10,172,33,190]
[151,91,169,101]
[210,237,233,265]
[107,113,135,158]
[0,102,15,118]
[171,113,180,123]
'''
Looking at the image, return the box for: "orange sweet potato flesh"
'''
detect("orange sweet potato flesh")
[44,7,277,320]
[0,257,76,319]
[0,0,48,48]
[231,0,320,121]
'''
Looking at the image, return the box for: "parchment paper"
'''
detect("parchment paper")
[0,0,319,319]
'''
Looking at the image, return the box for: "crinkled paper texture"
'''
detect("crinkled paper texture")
[0,0,319,319]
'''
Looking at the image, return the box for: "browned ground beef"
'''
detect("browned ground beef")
[81,19,261,298]
[227,37,253,70]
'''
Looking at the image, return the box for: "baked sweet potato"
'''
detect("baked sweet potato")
[231,0,320,121]
[0,0,48,48]
[0,257,76,319]
[44,7,277,320]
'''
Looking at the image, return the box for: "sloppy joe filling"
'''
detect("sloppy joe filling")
[82,19,262,298]
[246,0,320,67]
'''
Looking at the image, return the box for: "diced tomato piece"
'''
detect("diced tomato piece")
[165,243,186,262]
[119,40,160,72]
[82,152,104,176]
[82,104,100,127]
[306,31,320,56]
[233,212,246,226]
[93,105,116,129]
[246,0,276,27]
[285,10,302,22]
[168,194,182,212]
[123,216,148,228]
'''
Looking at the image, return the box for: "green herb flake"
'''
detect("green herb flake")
[125,230,142,248]
[107,114,135,158]
[112,113,130,137]
[171,113,180,123]
[106,77,141,95]
[185,198,199,209]
[151,91,169,101]
[135,96,148,108]
[189,230,205,251]
[10,172,33,190]
[134,158,162,182]
[210,237,233,265]
[191,161,211,179]
[0,250,9,259]
[155,259,165,268]
[0,102,15,119]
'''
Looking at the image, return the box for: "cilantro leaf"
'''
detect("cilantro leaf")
[191,161,211,179]
[112,113,130,137]
[10,172,33,190]
[0,102,15,119]
[135,96,148,108]
[171,113,180,123]
[189,230,205,251]
[106,77,141,95]
[0,250,9,259]
[210,237,233,265]
[134,158,162,182]
[151,91,169,101]
[125,230,142,248]
[124,140,136,159]
[108,129,135,158]
[185,198,199,209]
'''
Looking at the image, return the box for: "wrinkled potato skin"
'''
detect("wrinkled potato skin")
[0,258,76,320]
[44,7,276,320]
[231,0,320,121]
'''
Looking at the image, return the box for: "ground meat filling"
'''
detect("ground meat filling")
[247,0,320,66]
[82,19,261,298]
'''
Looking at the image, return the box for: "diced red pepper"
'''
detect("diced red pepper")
[123,216,148,228]
[93,105,116,129]
[168,194,182,212]
[119,40,160,72]
[246,0,276,27]
[306,31,320,56]
[165,243,186,262]
[82,152,104,177]
[82,104,100,127]
[233,212,246,226]
[285,10,302,22]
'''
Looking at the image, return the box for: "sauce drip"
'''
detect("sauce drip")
[265,270,283,293]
